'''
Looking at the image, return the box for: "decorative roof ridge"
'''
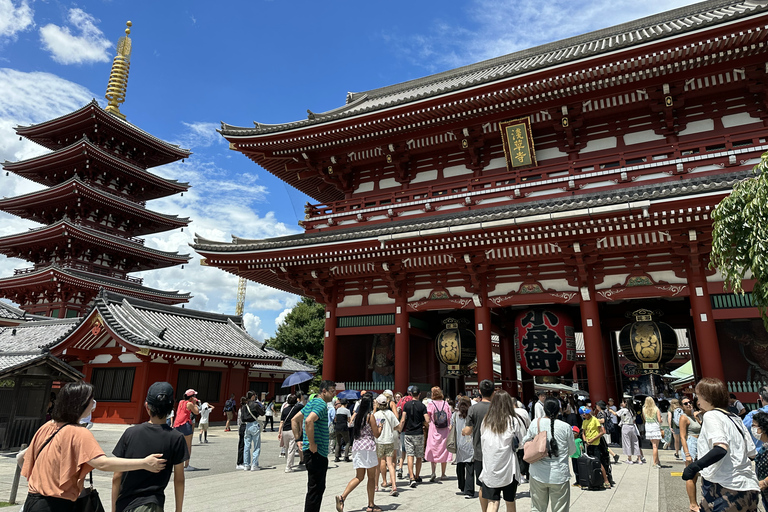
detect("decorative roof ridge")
[49,266,192,298]
[0,219,191,261]
[222,0,768,135]
[193,169,749,252]
[0,175,191,225]
[3,317,80,328]
[3,137,190,189]
[16,100,192,157]
[99,290,235,323]
[118,298,166,339]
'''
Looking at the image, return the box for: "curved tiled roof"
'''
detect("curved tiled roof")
[16,100,191,159]
[0,318,80,352]
[193,168,749,253]
[84,291,281,360]
[221,0,768,136]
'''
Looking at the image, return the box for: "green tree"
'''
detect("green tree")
[710,152,768,329]
[266,297,325,387]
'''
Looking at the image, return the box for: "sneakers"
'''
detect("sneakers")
[625,460,635,464]
[204,439,209,444]
[236,464,247,470]
[409,480,417,488]
[285,468,294,473]
[640,457,647,463]
[415,476,423,483]
[397,470,403,480]
[613,454,620,463]
[674,453,680,459]
[429,474,438,483]
[250,466,261,471]
[184,466,197,472]
[652,464,661,469]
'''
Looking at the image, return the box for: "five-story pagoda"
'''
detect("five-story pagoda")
[0,22,192,318]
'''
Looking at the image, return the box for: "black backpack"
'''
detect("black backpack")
[434,401,449,429]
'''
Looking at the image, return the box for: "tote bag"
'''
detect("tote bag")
[523,417,549,463]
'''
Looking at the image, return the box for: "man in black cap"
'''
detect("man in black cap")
[112,382,190,512]
[399,385,429,488]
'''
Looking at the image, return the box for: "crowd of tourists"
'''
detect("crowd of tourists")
[17,375,768,512]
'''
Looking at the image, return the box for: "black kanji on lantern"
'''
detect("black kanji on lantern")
[520,310,564,372]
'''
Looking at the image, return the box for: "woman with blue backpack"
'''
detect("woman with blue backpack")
[425,386,452,482]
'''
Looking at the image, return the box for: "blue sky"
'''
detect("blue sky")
[0,0,701,339]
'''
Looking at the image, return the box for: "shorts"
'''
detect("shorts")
[353,449,378,469]
[376,443,394,458]
[199,422,209,431]
[226,411,233,420]
[481,478,519,502]
[404,434,425,458]
[176,422,193,436]
[687,435,699,460]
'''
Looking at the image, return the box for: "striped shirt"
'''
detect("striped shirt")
[302,398,330,457]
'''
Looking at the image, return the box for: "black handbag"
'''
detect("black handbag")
[75,472,104,512]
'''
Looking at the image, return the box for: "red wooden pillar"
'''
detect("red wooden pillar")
[475,297,494,384]
[688,261,725,381]
[579,282,609,404]
[136,357,151,422]
[323,299,338,381]
[394,297,410,394]
[499,333,517,395]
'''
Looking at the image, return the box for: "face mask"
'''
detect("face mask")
[752,426,761,439]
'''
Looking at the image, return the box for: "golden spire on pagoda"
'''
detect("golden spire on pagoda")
[104,21,133,119]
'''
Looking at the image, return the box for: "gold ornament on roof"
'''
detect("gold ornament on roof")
[105,21,133,119]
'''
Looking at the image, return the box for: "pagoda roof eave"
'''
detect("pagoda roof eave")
[3,138,190,198]
[219,0,768,137]
[15,100,191,163]
[0,176,190,235]
[0,265,192,303]
[0,220,191,267]
[192,168,745,256]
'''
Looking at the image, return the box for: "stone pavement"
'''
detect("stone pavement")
[0,424,682,511]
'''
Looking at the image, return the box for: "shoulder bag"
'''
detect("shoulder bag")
[523,417,549,463]
[75,471,105,512]
[446,417,457,454]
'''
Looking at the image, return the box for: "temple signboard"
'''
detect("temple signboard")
[500,117,537,170]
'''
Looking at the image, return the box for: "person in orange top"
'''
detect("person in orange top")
[20,381,166,512]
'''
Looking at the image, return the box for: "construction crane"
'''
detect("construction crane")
[235,276,247,316]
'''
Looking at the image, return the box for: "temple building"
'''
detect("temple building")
[194,0,768,403]
[0,22,191,318]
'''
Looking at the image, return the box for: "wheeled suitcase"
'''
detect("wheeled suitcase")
[576,454,603,490]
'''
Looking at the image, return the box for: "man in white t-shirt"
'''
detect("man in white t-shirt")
[534,392,546,420]
[198,401,214,443]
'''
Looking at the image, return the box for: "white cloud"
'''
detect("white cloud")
[177,122,224,150]
[243,313,267,341]
[39,8,112,65]
[387,0,703,71]
[0,0,33,41]
[275,306,294,328]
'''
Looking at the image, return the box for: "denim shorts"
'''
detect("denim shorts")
[176,422,193,436]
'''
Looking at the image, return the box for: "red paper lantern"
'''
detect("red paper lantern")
[515,309,576,376]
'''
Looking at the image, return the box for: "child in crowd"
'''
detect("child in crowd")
[198,401,214,444]
[571,426,583,487]
[112,382,189,512]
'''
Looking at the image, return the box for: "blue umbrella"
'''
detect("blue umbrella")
[281,371,313,388]
[337,390,361,400]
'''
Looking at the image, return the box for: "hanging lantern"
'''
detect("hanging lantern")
[514,309,576,376]
[621,361,641,379]
[435,317,476,377]
[618,308,678,374]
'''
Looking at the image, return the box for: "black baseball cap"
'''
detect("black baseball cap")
[408,385,419,395]
[146,382,175,406]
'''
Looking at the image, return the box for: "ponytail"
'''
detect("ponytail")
[544,397,560,457]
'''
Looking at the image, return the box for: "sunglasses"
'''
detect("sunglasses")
[682,401,691,405]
